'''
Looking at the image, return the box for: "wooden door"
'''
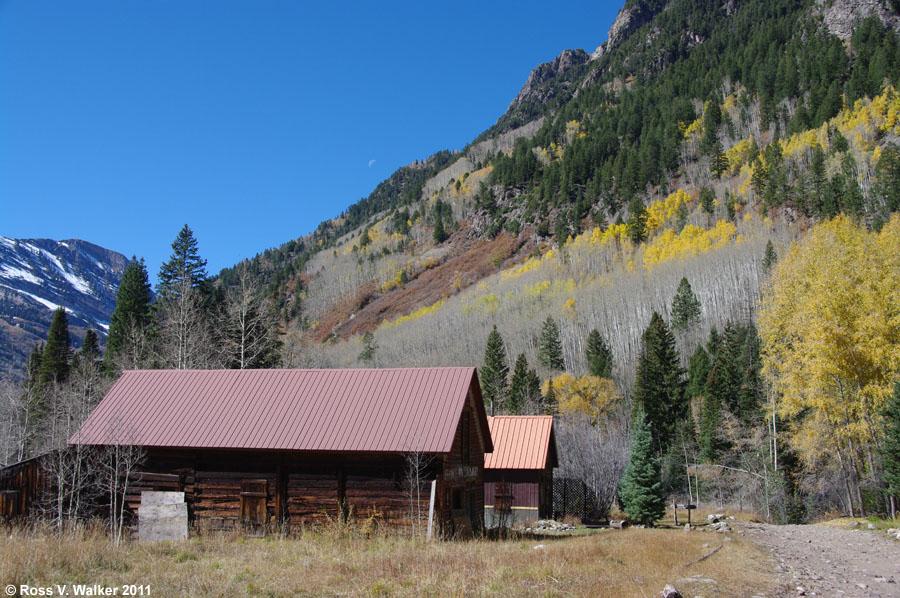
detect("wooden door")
[240,480,267,536]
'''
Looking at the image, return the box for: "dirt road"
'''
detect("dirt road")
[741,523,900,597]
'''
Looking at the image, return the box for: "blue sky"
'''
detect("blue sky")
[1,1,618,283]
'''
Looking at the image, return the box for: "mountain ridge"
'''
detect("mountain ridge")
[0,236,128,379]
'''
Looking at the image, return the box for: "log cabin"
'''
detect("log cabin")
[70,367,492,537]
[483,415,557,527]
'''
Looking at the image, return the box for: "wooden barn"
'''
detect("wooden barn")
[71,367,492,536]
[483,416,557,527]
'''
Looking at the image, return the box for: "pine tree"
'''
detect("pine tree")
[699,187,715,215]
[24,343,43,392]
[699,366,725,462]
[38,307,71,389]
[543,379,557,415]
[632,312,686,453]
[737,325,763,421]
[881,381,900,517]
[538,316,565,372]
[507,353,530,414]
[762,240,778,273]
[155,226,219,369]
[432,199,448,244]
[700,99,722,156]
[80,329,100,361]
[480,325,509,414]
[585,329,613,378]
[671,277,702,331]
[358,331,377,365]
[157,224,208,300]
[525,368,542,414]
[626,197,647,244]
[711,141,729,178]
[105,257,153,371]
[619,411,666,526]
[686,345,711,400]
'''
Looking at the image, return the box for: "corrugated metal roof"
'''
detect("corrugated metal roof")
[483,416,555,470]
[71,368,492,454]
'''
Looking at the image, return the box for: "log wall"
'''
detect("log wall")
[129,449,446,534]
[0,455,48,519]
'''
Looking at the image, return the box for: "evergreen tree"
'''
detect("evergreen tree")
[710,141,729,178]
[38,307,71,389]
[671,277,702,331]
[507,353,531,414]
[619,411,666,526]
[585,329,613,378]
[157,224,208,300]
[626,197,647,244]
[105,257,153,371]
[762,240,778,273]
[538,316,565,371]
[543,379,557,415]
[881,381,900,517]
[632,312,686,453]
[24,343,43,392]
[432,199,448,244]
[700,99,722,156]
[699,186,715,215]
[699,364,727,462]
[480,325,509,414]
[876,144,900,222]
[80,329,101,361]
[358,331,377,365]
[554,216,570,248]
[686,345,711,400]
[155,226,219,369]
[737,325,764,421]
[706,327,721,363]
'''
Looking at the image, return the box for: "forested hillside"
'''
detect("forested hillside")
[225,0,900,522]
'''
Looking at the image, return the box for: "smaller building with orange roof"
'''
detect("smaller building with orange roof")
[483,415,557,526]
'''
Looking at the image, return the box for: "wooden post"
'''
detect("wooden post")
[673,501,678,526]
[426,479,436,542]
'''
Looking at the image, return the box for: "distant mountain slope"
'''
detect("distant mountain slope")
[0,237,128,378]
[216,0,900,378]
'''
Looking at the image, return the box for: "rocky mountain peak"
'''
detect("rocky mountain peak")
[508,48,590,111]
[815,0,900,42]
[592,0,668,59]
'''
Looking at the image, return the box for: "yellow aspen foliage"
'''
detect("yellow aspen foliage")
[642,220,738,268]
[759,214,900,467]
[565,120,587,139]
[501,255,542,280]
[682,118,702,140]
[645,188,692,232]
[386,299,446,327]
[725,137,755,175]
[563,298,577,319]
[541,374,621,423]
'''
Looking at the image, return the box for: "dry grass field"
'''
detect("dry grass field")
[0,520,775,598]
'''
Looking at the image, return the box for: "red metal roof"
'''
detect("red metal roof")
[484,416,556,470]
[71,368,492,454]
